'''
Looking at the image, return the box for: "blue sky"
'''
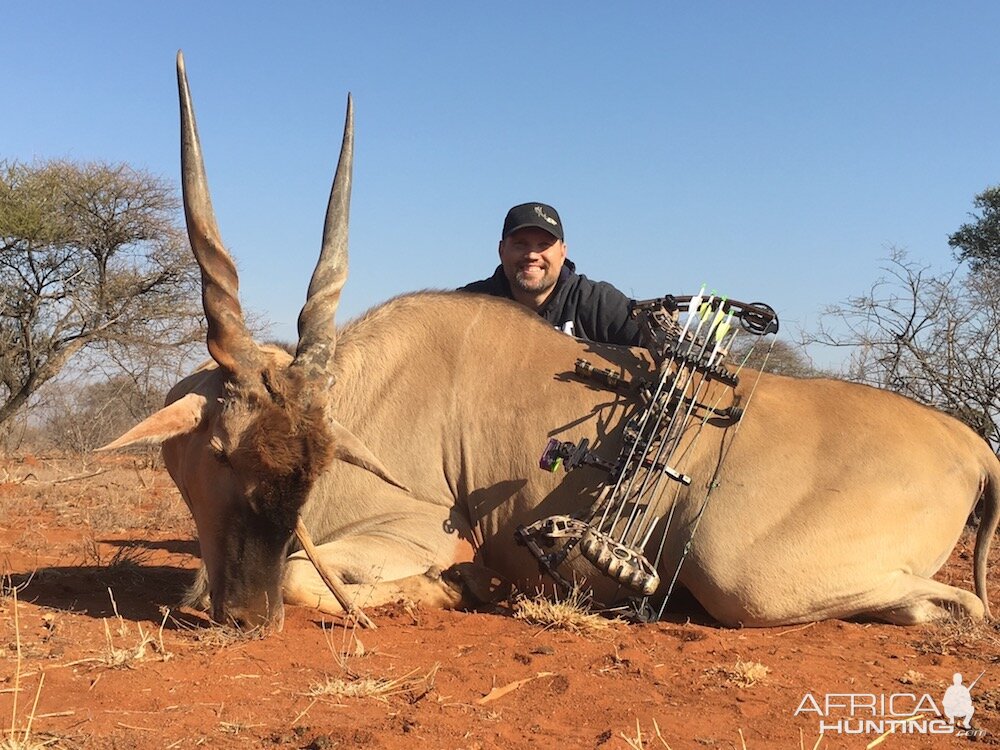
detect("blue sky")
[7,2,1000,369]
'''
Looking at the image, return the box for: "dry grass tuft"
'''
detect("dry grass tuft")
[180,620,268,648]
[162,594,270,648]
[619,719,672,749]
[321,616,370,677]
[308,614,436,705]
[97,618,156,668]
[619,725,824,750]
[218,721,264,736]
[81,476,192,535]
[0,730,54,749]
[898,669,924,685]
[68,589,173,669]
[307,665,438,703]
[102,589,172,667]
[1,589,51,750]
[513,584,622,635]
[912,614,1000,656]
[707,657,770,688]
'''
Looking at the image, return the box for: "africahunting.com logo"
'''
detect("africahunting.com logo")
[794,671,986,741]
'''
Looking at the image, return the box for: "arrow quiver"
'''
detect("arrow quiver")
[518,289,779,614]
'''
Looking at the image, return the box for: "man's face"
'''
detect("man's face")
[499,227,567,296]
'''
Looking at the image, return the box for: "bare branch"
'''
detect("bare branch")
[807,248,1000,446]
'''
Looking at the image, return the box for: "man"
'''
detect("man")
[460,202,642,346]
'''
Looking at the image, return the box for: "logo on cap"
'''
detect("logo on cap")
[534,205,558,226]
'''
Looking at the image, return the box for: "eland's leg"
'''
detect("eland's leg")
[858,574,984,625]
[282,533,490,615]
[284,560,467,614]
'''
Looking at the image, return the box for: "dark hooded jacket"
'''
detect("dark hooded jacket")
[459,259,641,346]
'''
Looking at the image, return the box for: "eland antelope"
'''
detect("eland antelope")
[105,54,999,631]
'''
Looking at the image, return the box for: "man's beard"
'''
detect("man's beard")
[513,269,556,294]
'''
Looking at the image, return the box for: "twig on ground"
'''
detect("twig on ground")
[476,673,555,705]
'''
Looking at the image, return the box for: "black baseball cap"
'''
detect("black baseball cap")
[501,202,564,240]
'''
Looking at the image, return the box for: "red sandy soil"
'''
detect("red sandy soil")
[1,453,998,749]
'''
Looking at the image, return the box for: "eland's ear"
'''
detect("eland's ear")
[97,393,209,450]
[329,418,411,493]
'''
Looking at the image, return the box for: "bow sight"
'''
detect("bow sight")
[516,288,779,619]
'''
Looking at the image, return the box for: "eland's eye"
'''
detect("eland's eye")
[209,435,229,463]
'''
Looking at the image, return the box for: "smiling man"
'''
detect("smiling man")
[460,202,642,346]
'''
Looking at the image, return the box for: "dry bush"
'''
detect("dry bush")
[513,584,622,635]
[82,484,191,536]
[34,375,167,454]
[73,536,152,574]
[7,454,193,536]
[1,443,191,556]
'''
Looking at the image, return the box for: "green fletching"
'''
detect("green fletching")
[715,311,734,342]
[710,304,726,331]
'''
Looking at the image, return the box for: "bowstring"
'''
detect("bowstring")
[652,333,778,620]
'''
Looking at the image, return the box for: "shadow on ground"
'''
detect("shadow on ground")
[102,537,199,556]
[8,559,198,627]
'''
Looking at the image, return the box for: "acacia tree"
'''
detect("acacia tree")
[949,185,1000,272]
[808,248,1000,447]
[0,159,203,432]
